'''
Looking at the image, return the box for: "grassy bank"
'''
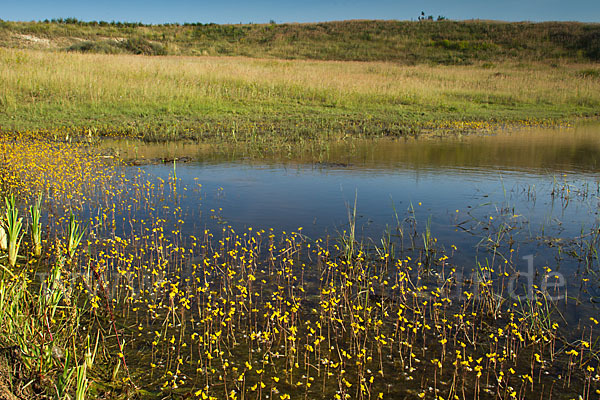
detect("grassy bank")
[1,49,599,142]
[1,19,599,64]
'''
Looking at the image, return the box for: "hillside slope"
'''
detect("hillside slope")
[1,19,599,63]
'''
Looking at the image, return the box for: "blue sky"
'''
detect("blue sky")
[2,0,599,24]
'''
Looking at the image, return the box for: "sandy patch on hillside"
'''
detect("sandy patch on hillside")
[14,33,51,46]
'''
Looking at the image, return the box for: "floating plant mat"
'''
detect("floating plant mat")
[1,124,600,399]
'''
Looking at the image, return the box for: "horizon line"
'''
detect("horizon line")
[2,17,599,25]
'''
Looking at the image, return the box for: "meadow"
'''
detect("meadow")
[0,48,599,143]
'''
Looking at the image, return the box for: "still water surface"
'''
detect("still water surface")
[108,124,598,235]
[106,123,600,294]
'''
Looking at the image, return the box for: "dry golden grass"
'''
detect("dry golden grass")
[0,49,599,135]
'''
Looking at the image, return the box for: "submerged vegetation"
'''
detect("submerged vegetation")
[0,130,599,399]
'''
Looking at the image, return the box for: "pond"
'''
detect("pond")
[89,123,600,398]
[106,122,600,271]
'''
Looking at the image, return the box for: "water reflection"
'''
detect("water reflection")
[104,122,600,174]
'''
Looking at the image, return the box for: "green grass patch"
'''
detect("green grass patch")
[0,49,598,142]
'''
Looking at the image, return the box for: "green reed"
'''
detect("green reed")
[3,195,23,268]
[29,194,42,257]
[66,212,85,260]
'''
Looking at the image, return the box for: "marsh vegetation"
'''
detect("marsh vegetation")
[0,124,599,399]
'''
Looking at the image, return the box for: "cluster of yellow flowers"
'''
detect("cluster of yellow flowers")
[1,131,598,399]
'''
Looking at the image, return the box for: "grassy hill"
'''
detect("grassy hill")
[1,19,599,64]
[1,19,599,142]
